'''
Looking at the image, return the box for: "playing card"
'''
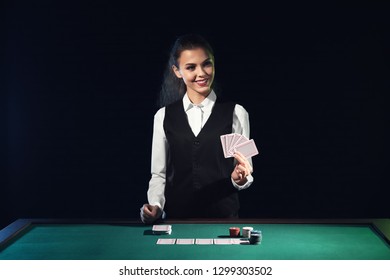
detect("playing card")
[234,139,259,158]
[176,238,195,245]
[152,225,172,235]
[230,133,243,146]
[220,135,228,158]
[227,134,240,156]
[225,133,235,153]
[239,239,250,245]
[231,239,248,245]
[156,238,176,245]
[214,239,233,245]
[228,134,249,156]
[195,238,214,245]
[214,238,246,245]
[152,225,171,231]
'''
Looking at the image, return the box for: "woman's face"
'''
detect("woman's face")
[173,48,215,97]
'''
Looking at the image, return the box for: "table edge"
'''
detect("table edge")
[1,218,389,249]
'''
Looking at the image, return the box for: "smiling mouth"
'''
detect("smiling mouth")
[195,79,208,87]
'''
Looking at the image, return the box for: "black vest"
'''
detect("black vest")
[163,98,239,218]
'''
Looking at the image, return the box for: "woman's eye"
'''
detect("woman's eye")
[186,66,195,70]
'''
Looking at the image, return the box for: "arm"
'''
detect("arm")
[140,108,167,223]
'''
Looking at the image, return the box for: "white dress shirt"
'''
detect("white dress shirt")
[147,91,254,210]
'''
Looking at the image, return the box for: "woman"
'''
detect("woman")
[140,34,254,223]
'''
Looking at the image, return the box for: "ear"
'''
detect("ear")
[172,65,182,78]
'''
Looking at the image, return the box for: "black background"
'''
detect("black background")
[2,2,389,229]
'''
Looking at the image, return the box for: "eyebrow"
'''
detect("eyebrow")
[184,58,212,66]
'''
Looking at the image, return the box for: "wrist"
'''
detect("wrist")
[232,176,248,186]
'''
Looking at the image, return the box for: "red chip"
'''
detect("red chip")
[229,227,240,237]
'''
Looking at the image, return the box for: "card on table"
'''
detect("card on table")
[156,238,176,245]
[213,238,248,245]
[214,238,234,245]
[195,238,214,245]
[220,133,259,158]
[176,238,195,245]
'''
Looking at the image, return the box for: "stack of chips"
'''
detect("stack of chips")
[249,230,262,245]
[242,227,254,238]
[229,227,240,237]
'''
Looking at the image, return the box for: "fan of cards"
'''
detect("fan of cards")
[220,133,259,158]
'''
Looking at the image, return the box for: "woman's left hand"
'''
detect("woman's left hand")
[231,151,253,185]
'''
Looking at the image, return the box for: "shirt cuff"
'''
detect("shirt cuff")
[231,174,253,190]
[150,202,162,210]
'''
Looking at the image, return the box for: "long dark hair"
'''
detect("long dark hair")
[158,34,216,108]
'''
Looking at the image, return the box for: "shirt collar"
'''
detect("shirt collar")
[183,90,217,112]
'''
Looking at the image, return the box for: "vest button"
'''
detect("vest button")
[194,141,200,145]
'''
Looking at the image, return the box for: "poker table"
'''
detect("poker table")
[0,219,389,260]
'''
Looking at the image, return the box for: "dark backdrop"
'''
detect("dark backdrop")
[2,3,389,229]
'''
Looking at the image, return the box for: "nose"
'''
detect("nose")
[197,66,208,77]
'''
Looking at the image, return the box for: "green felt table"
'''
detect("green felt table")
[1,219,389,260]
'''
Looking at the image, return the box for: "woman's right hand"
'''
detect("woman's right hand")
[140,204,163,224]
